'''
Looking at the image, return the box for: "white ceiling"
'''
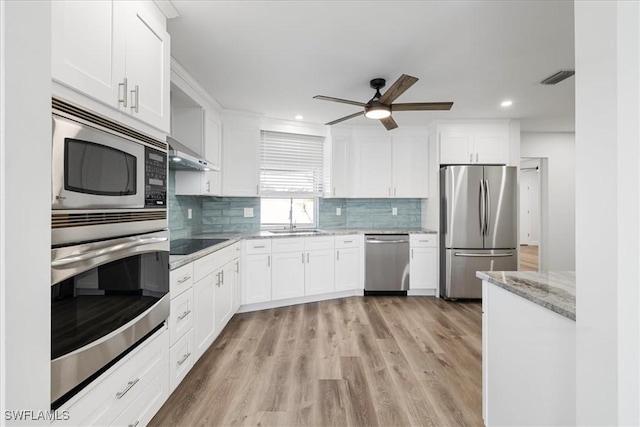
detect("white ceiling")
[167,0,575,132]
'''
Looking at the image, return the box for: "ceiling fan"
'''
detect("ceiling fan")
[313,74,453,130]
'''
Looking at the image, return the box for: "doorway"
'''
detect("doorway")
[520,158,544,271]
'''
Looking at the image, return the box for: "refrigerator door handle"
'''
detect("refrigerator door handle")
[479,180,485,236]
[484,179,491,236]
[454,252,514,257]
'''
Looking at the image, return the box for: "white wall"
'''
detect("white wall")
[520,132,575,270]
[0,1,52,423]
[575,1,640,424]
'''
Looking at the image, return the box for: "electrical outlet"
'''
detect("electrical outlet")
[187,208,192,219]
[336,207,342,216]
[392,207,398,216]
[244,208,254,218]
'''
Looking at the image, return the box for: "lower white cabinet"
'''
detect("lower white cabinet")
[243,253,272,304]
[271,251,306,300]
[169,330,194,391]
[304,249,335,296]
[52,328,169,427]
[192,272,216,361]
[409,234,438,292]
[215,259,238,331]
[335,246,361,291]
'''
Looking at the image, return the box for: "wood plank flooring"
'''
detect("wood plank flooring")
[150,297,483,427]
[519,245,539,271]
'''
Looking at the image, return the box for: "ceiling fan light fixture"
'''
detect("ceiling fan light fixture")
[364,101,391,119]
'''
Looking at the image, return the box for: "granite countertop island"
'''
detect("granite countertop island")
[476,270,576,320]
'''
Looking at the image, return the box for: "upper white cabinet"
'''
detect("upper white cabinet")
[52,0,170,133]
[222,114,261,197]
[438,122,509,165]
[351,128,429,198]
[326,129,353,198]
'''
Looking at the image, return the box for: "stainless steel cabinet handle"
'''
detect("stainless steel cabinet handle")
[267,255,270,267]
[116,378,139,399]
[236,261,239,273]
[253,245,265,249]
[256,184,260,195]
[177,352,191,366]
[118,78,128,107]
[131,85,139,113]
[52,237,168,268]
[177,310,191,321]
[470,153,473,163]
[221,269,224,284]
[333,186,336,196]
[177,275,191,284]
[343,240,353,243]
[206,180,211,192]
[337,250,340,261]
[302,253,305,264]
[307,253,309,263]
[454,252,513,257]
[411,248,414,258]
[128,421,139,427]
[366,239,409,244]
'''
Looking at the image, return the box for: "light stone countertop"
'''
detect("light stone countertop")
[169,228,437,270]
[476,270,576,321]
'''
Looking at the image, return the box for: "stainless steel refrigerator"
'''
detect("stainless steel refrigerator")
[440,165,517,299]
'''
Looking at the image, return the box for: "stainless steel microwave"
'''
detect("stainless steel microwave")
[51,112,167,210]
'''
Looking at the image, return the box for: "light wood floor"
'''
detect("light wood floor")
[150,297,483,427]
[519,245,539,271]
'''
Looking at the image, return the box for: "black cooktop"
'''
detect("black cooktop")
[170,238,229,255]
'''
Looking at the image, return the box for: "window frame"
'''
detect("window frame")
[260,197,319,230]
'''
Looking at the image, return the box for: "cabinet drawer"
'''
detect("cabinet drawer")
[272,237,305,253]
[213,244,236,270]
[245,239,272,255]
[304,236,334,251]
[170,330,194,392]
[112,365,169,427]
[169,288,194,346]
[54,328,169,426]
[170,263,194,297]
[334,235,361,249]
[410,234,438,248]
[193,252,216,282]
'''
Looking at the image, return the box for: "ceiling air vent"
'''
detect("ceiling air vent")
[539,70,575,85]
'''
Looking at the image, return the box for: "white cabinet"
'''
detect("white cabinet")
[168,264,194,392]
[169,330,194,392]
[271,251,306,300]
[305,248,335,296]
[439,122,509,165]
[52,329,168,427]
[334,235,363,292]
[192,272,216,361]
[352,130,429,198]
[52,0,170,133]
[409,234,438,292]
[215,259,238,331]
[243,240,272,305]
[327,130,352,197]
[222,114,261,196]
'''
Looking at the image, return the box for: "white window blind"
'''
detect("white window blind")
[260,130,325,196]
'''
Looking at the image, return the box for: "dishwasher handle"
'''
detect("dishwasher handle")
[366,239,409,244]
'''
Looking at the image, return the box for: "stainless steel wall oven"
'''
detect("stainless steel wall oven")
[50,99,170,408]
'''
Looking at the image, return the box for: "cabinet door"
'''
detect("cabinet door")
[392,136,429,198]
[409,247,438,290]
[335,247,361,291]
[204,113,222,168]
[52,0,125,107]
[271,252,305,300]
[243,254,271,305]
[439,124,473,164]
[304,249,335,296]
[215,264,235,331]
[192,274,216,361]
[354,136,392,197]
[330,134,351,197]
[473,123,510,165]
[122,1,170,132]
[222,124,260,196]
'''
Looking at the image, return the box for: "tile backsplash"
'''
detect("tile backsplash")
[170,171,422,237]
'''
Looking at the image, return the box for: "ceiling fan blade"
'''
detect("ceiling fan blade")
[313,95,366,107]
[392,102,454,111]
[378,74,419,104]
[325,111,365,126]
[380,116,398,131]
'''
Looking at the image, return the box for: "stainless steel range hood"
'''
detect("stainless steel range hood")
[167,137,219,171]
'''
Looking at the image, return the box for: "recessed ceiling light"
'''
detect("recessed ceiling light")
[501,100,513,107]
[295,115,303,120]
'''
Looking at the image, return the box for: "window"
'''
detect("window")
[259,130,324,228]
[260,198,316,228]
[259,130,325,196]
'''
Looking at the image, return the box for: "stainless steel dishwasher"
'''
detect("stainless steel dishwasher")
[365,234,410,294]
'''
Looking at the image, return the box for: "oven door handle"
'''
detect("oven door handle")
[52,237,168,268]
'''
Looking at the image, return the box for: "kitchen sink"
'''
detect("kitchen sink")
[268,229,327,236]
